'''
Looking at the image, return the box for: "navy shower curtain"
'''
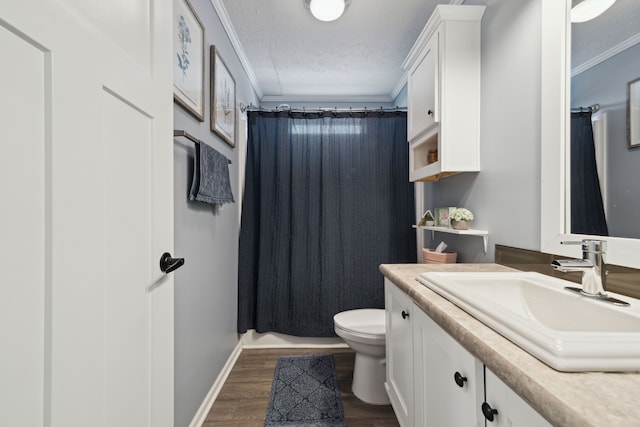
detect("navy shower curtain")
[570,111,608,236]
[238,111,416,337]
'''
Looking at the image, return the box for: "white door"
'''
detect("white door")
[0,0,174,426]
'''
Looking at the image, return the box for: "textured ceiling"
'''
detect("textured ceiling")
[216,0,639,102]
[219,0,459,102]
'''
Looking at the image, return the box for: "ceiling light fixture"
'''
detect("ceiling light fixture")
[571,0,617,23]
[305,0,350,22]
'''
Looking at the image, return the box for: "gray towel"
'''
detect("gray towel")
[189,143,234,206]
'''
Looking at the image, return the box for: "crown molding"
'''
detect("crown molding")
[210,0,264,99]
[571,32,640,77]
[391,73,408,102]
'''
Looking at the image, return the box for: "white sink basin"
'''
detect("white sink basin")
[417,271,640,372]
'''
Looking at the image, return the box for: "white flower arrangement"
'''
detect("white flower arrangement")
[449,208,474,221]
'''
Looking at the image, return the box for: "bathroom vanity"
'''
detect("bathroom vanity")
[381,263,640,427]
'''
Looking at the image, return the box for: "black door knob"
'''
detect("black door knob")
[482,402,498,422]
[401,310,410,319]
[160,252,184,273]
[454,371,467,388]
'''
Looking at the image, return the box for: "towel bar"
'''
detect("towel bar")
[173,130,232,164]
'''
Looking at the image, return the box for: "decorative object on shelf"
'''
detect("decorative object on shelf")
[173,0,205,121]
[211,46,236,147]
[435,207,457,227]
[427,148,438,164]
[449,208,474,230]
[422,248,457,264]
[418,209,435,226]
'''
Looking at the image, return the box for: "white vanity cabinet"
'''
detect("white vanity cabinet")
[403,5,485,182]
[483,369,552,427]
[385,279,414,427]
[385,279,551,427]
[413,306,484,426]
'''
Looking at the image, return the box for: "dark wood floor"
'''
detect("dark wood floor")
[203,347,400,426]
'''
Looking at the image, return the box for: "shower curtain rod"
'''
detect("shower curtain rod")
[239,103,407,114]
[571,104,600,113]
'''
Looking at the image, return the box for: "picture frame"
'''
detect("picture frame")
[210,46,236,147]
[628,78,640,148]
[435,207,457,228]
[173,0,205,121]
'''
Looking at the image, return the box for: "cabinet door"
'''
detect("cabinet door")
[483,369,552,427]
[413,306,484,427]
[408,30,439,142]
[385,280,414,427]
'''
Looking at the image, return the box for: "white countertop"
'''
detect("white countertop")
[380,263,640,427]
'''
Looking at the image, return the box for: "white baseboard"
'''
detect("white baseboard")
[188,339,243,427]
[241,329,348,349]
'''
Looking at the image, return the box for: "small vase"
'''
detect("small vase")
[450,219,470,230]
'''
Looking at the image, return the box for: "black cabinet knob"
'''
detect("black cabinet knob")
[427,109,434,116]
[482,402,498,422]
[454,371,467,388]
[401,310,410,319]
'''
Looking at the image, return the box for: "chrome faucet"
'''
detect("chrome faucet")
[551,239,629,306]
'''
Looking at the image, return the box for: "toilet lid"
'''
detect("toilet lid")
[334,309,385,336]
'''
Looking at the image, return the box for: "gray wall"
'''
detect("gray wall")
[571,43,640,239]
[173,0,258,425]
[410,0,543,261]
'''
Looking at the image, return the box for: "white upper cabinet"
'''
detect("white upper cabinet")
[403,5,485,182]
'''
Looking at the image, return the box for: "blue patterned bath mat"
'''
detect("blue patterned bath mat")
[264,354,346,427]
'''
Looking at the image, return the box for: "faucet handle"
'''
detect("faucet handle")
[561,239,606,253]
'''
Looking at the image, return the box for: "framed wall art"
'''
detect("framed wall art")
[210,46,236,147]
[173,0,205,121]
[628,77,640,148]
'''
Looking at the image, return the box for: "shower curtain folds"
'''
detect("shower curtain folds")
[238,111,416,337]
[570,111,608,236]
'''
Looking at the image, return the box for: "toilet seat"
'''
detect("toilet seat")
[334,309,385,345]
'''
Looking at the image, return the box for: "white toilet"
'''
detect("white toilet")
[334,309,389,405]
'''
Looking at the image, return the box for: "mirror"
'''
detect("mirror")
[540,0,640,269]
[570,0,640,239]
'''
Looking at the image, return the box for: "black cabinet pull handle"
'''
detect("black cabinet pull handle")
[427,109,433,116]
[482,402,498,422]
[401,310,410,319]
[160,252,184,274]
[454,371,467,388]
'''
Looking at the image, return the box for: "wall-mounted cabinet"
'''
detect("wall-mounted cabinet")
[403,5,485,182]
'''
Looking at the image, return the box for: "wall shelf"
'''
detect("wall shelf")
[413,225,489,253]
